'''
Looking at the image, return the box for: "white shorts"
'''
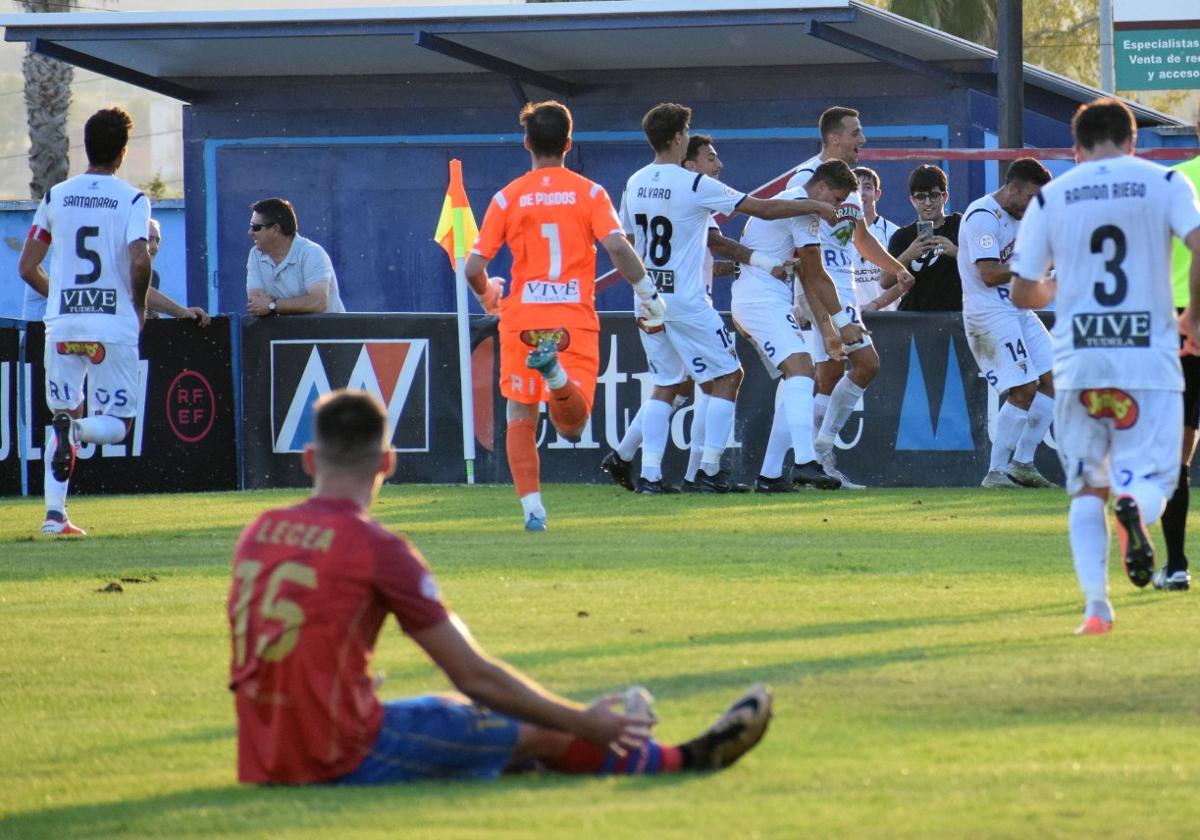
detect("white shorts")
[964,309,1053,394]
[731,296,809,376]
[1055,388,1182,498]
[44,339,140,418]
[640,308,739,386]
[803,299,873,364]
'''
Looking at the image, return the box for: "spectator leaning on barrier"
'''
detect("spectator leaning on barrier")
[883,164,963,311]
[246,197,345,316]
[146,219,210,326]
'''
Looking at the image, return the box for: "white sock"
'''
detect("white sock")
[639,399,673,482]
[44,455,69,517]
[1013,393,1054,463]
[519,492,545,519]
[760,381,790,479]
[815,378,865,454]
[990,401,1027,471]
[75,414,128,445]
[1069,495,1109,606]
[685,390,709,482]
[617,405,645,461]
[813,392,831,437]
[782,375,816,464]
[700,396,735,474]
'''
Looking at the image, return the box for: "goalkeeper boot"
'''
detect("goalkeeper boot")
[1114,494,1155,588]
[525,338,561,376]
[680,684,773,771]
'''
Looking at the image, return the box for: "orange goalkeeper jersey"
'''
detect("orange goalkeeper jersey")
[472,166,623,331]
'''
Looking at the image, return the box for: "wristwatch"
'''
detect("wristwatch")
[267,298,278,314]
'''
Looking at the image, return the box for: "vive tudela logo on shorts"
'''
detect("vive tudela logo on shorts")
[271,340,429,453]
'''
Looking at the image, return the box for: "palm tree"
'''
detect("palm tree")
[889,0,997,48]
[19,0,85,200]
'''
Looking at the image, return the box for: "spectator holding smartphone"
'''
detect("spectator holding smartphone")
[881,164,963,311]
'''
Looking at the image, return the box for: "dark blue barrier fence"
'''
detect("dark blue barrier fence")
[1,311,1065,494]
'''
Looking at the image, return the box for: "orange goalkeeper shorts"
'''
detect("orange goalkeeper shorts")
[499,326,599,409]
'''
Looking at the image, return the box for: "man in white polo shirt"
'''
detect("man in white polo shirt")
[246,197,346,316]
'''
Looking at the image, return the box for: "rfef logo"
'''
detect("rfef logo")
[271,339,429,453]
[166,369,216,443]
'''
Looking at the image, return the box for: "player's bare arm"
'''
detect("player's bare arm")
[412,616,651,751]
[147,287,211,326]
[17,236,50,299]
[794,245,859,349]
[248,279,331,316]
[738,195,839,224]
[858,221,913,286]
[1010,273,1056,310]
[129,239,153,328]
[602,232,666,321]
[975,259,1012,288]
[463,253,502,314]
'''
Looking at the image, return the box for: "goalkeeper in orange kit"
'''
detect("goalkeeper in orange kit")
[466,101,662,531]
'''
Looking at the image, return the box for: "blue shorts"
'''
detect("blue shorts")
[337,695,520,785]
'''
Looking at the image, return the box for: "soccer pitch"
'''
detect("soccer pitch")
[2,485,1197,839]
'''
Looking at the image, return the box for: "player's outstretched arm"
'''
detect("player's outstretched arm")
[855,220,913,286]
[129,240,153,329]
[737,196,838,224]
[1011,274,1055,310]
[411,616,651,751]
[147,287,211,326]
[17,237,50,299]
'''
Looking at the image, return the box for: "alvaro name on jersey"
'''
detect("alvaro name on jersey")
[620,163,744,321]
[32,172,150,346]
[786,154,862,296]
[1010,155,1200,392]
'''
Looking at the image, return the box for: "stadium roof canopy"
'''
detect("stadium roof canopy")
[0,0,1180,126]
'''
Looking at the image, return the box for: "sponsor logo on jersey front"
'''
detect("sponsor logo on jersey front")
[1071,311,1150,348]
[646,268,675,294]
[521,279,581,304]
[60,288,117,315]
[271,339,429,453]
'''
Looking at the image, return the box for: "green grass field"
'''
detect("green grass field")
[2,485,1198,839]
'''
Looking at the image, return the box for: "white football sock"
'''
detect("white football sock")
[44,455,69,517]
[639,399,673,482]
[616,405,645,461]
[1069,495,1109,606]
[782,375,816,464]
[812,392,831,438]
[990,401,1027,471]
[685,389,709,483]
[815,378,865,454]
[74,414,128,445]
[1013,392,1054,463]
[700,396,735,475]
[759,382,790,479]
[519,491,546,519]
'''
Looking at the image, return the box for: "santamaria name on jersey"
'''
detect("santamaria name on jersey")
[62,195,121,209]
[1064,181,1148,204]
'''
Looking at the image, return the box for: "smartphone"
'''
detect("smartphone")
[916,220,934,239]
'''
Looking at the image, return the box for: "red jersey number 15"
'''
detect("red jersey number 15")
[232,560,318,668]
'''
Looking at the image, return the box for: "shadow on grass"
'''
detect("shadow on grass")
[0,766,708,839]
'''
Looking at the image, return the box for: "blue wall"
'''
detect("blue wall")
[177,64,1158,318]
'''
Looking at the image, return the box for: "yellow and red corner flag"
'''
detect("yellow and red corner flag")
[434,159,479,265]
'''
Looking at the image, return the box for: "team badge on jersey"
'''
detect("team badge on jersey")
[977,233,995,250]
[830,204,862,247]
[1080,388,1139,429]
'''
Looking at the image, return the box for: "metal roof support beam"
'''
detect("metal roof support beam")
[804,20,970,90]
[414,30,576,98]
[30,38,198,103]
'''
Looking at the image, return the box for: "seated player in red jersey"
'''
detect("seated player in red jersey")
[227,389,772,784]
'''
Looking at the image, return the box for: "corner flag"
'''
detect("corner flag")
[434,159,481,485]
[434,159,479,264]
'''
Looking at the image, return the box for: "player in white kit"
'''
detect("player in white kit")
[602,134,754,493]
[18,107,153,537]
[958,158,1057,489]
[1010,98,1200,636]
[852,167,905,313]
[620,102,838,494]
[734,160,862,491]
[781,107,914,489]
